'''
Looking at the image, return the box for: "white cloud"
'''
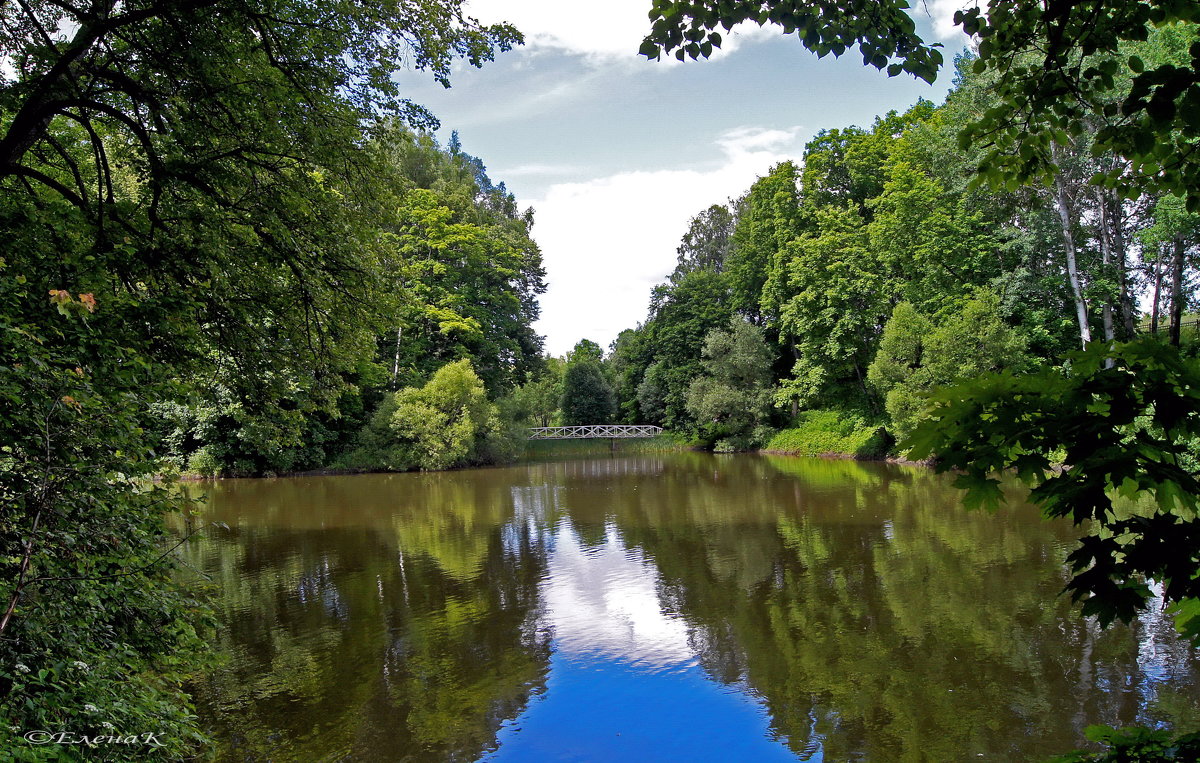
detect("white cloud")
[919,0,980,42]
[717,126,801,154]
[466,0,773,65]
[498,162,586,178]
[529,126,803,356]
[466,0,651,61]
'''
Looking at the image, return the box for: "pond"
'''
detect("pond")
[182,453,1200,761]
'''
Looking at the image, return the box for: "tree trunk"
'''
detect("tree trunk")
[1054,170,1091,347]
[854,361,875,414]
[1095,189,1116,344]
[1108,190,1137,338]
[1151,248,1163,335]
[391,325,403,388]
[1170,234,1185,347]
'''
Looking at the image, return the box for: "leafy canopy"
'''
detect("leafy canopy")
[642,1,1200,208]
[640,0,943,82]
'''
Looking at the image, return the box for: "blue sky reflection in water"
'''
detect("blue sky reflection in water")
[183,454,1200,761]
[484,518,800,762]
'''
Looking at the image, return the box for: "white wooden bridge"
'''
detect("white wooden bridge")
[527,424,663,440]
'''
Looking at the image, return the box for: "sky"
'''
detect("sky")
[394,1,972,357]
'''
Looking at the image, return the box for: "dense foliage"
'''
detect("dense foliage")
[346,360,523,472]
[0,0,537,755]
[161,128,546,477]
[643,0,1200,208]
[559,361,616,426]
[0,299,212,759]
[685,318,774,450]
[867,293,1030,442]
[609,51,1165,447]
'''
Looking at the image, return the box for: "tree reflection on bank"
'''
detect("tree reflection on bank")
[184,455,1200,761]
[182,474,552,761]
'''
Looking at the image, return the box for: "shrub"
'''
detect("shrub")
[344,360,520,471]
[187,447,221,478]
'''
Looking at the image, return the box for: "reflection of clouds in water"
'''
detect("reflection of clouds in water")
[542,518,697,672]
[511,485,557,521]
[1137,583,1172,685]
[507,485,556,559]
[295,555,347,621]
[1133,582,1197,696]
[510,479,696,671]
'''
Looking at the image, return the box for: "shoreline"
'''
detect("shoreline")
[757,449,932,467]
[169,445,932,481]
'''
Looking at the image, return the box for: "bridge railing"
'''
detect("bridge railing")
[527,425,664,440]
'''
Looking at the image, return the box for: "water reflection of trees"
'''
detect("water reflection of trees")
[182,471,551,762]
[545,454,1200,761]
[181,457,1200,761]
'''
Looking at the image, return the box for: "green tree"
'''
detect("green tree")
[773,205,889,410]
[866,160,1005,316]
[641,0,1200,207]
[609,329,652,423]
[636,361,671,426]
[510,364,563,428]
[686,318,774,450]
[0,0,522,746]
[1139,194,1200,346]
[727,162,800,323]
[672,202,737,280]
[353,360,515,471]
[560,362,616,426]
[866,302,935,442]
[640,269,733,428]
[167,126,545,478]
[384,183,545,393]
[613,208,741,429]
[566,339,605,366]
[869,295,1030,443]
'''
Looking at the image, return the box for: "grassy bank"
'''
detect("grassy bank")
[762,409,891,459]
[523,433,691,460]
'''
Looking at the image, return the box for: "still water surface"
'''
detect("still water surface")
[184,453,1200,761]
